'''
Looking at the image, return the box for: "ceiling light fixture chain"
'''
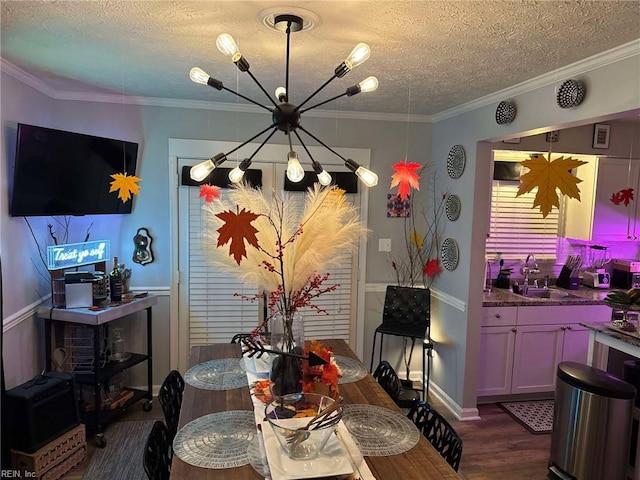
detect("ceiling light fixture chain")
[188,12,379,187]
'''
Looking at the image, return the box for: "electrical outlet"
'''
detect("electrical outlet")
[378,238,391,252]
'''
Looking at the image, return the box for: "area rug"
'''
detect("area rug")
[82,419,155,480]
[498,400,554,434]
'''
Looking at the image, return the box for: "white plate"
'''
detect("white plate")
[262,420,357,480]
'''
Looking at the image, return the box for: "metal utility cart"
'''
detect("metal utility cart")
[38,294,157,448]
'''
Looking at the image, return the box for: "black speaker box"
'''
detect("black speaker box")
[5,372,80,453]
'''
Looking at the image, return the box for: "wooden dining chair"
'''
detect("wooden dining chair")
[143,420,172,480]
[373,360,420,409]
[158,370,185,442]
[407,401,463,471]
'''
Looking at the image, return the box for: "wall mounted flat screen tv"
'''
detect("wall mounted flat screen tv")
[10,124,139,216]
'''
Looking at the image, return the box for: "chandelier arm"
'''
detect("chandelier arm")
[293,130,325,170]
[246,128,279,160]
[297,126,347,162]
[295,74,339,112]
[224,124,278,158]
[244,70,279,108]
[220,85,273,112]
[285,21,292,101]
[299,92,349,115]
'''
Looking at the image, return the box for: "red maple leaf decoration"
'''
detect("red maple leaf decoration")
[215,208,260,265]
[199,184,220,203]
[423,258,441,278]
[390,160,422,200]
[611,188,634,206]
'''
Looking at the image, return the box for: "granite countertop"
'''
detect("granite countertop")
[483,285,612,307]
[580,322,640,349]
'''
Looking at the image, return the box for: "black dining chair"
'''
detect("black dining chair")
[407,400,463,472]
[143,420,172,480]
[373,360,420,409]
[158,370,185,443]
[370,285,433,399]
[231,333,252,344]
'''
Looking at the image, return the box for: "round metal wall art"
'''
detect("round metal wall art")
[441,238,459,271]
[556,79,586,108]
[447,145,466,179]
[495,101,516,124]
[445,194,461,221]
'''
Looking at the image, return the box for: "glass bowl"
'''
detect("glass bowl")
[265,393,342,460]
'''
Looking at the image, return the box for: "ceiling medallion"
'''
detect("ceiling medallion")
[259,7,320,32]
[188,13,378,188]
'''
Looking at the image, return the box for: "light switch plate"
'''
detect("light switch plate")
[378,238,391,252]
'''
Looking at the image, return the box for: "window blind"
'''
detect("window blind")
[186,180,356,347]
[486,180,559,259]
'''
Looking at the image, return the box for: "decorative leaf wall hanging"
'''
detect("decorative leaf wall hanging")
[516,152,587,218]
[109,172,141,202]
[200,184,220,203]
[611,188,634,206]
[215,208,260,265]
[390,160,422,200]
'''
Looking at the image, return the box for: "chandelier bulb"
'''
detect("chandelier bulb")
[216,33,240,57]
[286,152,305,183]
[345,43,371,70]
[356,166,378,187]
[190,159,215,182]
[189,67,210,85]
[359,76,379,93]
[317,170,332,186]
[275,87,287,102]
[228,158,252,183]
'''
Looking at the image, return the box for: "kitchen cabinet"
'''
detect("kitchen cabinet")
[563,157,640,241]
[478,304,610,398]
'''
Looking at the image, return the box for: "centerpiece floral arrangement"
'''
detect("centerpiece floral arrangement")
[300,340,342,398]
[200,181,368,394]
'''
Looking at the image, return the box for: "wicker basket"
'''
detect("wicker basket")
[11,423,86,479]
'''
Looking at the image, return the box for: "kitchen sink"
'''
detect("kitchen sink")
[514,287,582,300]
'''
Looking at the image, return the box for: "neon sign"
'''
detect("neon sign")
[47,240,111,270]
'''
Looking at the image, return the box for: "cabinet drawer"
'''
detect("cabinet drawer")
[482,306,517,327]
[517,304,611,326]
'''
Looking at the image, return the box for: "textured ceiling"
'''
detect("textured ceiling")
[1,1,639,117]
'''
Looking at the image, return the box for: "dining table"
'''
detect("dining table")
[170,339,460,480]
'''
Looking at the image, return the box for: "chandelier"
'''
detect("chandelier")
[188,14,379,188]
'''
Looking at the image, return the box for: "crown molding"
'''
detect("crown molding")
[0,58,432,124]
[4,38,638,125]
[432,38,640,122]
[0,58,58,98]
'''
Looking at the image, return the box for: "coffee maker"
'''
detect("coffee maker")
[582,245,611,288]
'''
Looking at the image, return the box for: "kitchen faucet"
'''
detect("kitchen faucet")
[520,254,540,288]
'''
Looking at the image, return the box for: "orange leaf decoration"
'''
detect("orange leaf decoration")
[199,184,220,203]
[516,152,587,218]
[109,172,141,203]
[216,208,260,265]
[391,160,422,200]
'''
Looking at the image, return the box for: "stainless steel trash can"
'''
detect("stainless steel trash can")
[549,361,636,480]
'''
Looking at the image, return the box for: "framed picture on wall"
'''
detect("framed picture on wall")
[593,124,611,149]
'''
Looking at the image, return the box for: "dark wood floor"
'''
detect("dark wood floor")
[61,397,550,480]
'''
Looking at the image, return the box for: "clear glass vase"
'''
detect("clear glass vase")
[269,311,304,397]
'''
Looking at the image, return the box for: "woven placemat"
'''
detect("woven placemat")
[173,410,255,469]
[342,404,420,456]
[335,355,368,384]
[184,358,248,390]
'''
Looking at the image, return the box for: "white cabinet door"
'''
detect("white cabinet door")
[591,158,640,241]
[477,326,516,396]
[512,324,563,394]
[561,324,591,364]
